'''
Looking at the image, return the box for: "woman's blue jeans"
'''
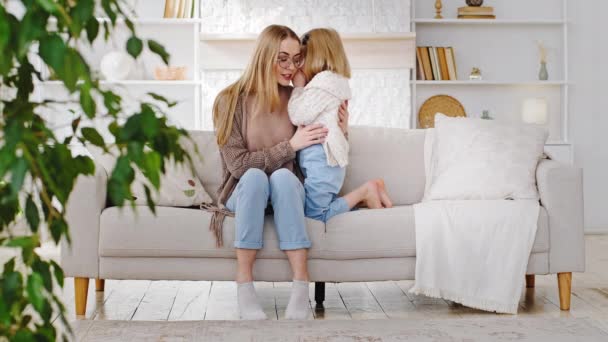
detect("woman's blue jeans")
[225,168,311,250]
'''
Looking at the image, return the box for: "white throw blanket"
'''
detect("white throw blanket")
[410,200,540,314]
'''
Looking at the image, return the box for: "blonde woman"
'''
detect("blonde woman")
[211,25,385,320]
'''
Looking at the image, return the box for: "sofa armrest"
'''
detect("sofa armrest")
[536,159,585,273]
[60,161,108,278]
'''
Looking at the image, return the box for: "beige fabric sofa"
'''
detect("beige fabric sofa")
[61,127,585,315]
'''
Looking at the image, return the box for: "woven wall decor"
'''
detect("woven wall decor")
[418,95,466,128]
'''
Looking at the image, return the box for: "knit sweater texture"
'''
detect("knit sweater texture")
[288,71,352,167]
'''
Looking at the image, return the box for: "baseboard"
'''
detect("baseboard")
[585,227,608,235]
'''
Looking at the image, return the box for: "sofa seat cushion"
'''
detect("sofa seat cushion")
[321,205,549,259]
[99,206,325,259]
[99,205,549,260]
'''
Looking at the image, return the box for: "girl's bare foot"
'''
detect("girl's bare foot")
[360,180,383,209]
[374,179,393,208]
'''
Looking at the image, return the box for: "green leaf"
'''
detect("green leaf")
[102,90,121,116]
[141,151,161,188]
[49,218,68,244]
[25,195,40,233]
[85,17,100,43]
[10,158,28,197]
[148,39,170,65]
[72,0,95,26]
[140,105,160,139]
[2,271,23,303]
[143,184,156,214]
[27,273,45,313]
[39,34,66,73]
[32,259,53,292]
[126,36,143,59]
[81,127,105,147]
[0,7,11,52]
[35,0,60,13]
[80,84,96,117]
[148,92,177,108]
[50,260,64,287]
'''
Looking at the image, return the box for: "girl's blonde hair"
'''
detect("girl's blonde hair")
[213,25,300,146]
[301,28,351,81]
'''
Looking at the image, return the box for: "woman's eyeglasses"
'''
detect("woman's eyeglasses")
[277,55,304,69]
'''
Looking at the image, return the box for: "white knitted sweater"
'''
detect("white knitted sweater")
[288,71,352,167]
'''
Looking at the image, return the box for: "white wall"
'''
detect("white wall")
[198,0,412,131]
[568,1,608,233]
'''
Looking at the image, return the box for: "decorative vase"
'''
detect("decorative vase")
[466,0,484,6]
[538,62,549,81]
[100,51,135,81]
[435,0,443,19]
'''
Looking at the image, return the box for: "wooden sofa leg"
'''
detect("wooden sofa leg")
[74,277,90,316]
[526,275,535,288]
[557,272,572,310]
[95,279,105,291]
[315,282,325,308]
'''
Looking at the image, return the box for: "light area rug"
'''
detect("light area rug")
[72,318,608,342]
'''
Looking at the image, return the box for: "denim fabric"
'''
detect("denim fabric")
[298,144,349,223]
[225,168,311,250]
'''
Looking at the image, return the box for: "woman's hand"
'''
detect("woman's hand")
[338,100,349,135]
[289,124,328,151]
[292,70,307,88]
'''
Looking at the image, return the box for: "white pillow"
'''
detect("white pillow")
[424,114,548,200]
[88,145,212,207]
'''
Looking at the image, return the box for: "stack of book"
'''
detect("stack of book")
[163,0,196,18]
[416,47,458,81]
[457,6,496,19]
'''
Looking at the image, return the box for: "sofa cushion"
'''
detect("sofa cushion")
[99,205,549,260]
[99,206,324,259]
[425,114,548,200]
[322,205,549,259]
[341,127,426,206]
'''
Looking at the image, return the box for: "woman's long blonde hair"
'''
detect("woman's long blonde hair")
[213,25,300,146]
[301,28,351,81]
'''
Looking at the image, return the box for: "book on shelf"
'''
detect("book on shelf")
[164,0,196,18]
[458,6,495,15]
[420,47,433,81]
[416,46,458,81]
[416,47,425,80]
[458,14,496,19]
[437,47,449,81]
[429,47,440,81]
[445,47,458,80]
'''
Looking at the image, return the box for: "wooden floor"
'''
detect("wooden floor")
[56,235,608,333]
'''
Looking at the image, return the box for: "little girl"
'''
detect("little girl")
[289,28,392,223]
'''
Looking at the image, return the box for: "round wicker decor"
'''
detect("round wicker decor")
[418,95,466,128]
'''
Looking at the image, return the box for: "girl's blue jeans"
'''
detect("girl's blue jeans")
[298,144,349,223]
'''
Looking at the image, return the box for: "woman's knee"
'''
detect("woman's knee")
[269,168,299,187]
[238,168,269,197]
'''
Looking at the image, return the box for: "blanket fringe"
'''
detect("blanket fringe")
[409,285,519,315]
[200,203,235,248]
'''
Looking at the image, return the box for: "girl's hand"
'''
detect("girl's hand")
[289,124,328,151]
[292,70,307,88]
[338,100,349,135]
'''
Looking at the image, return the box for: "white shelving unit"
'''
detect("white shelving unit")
[36,2,203,134]
[411,0,571,163]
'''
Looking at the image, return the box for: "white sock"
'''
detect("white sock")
[285,280,311,320]
[237,282,267,320]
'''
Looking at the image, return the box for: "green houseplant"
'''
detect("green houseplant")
[0,0,191,340]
